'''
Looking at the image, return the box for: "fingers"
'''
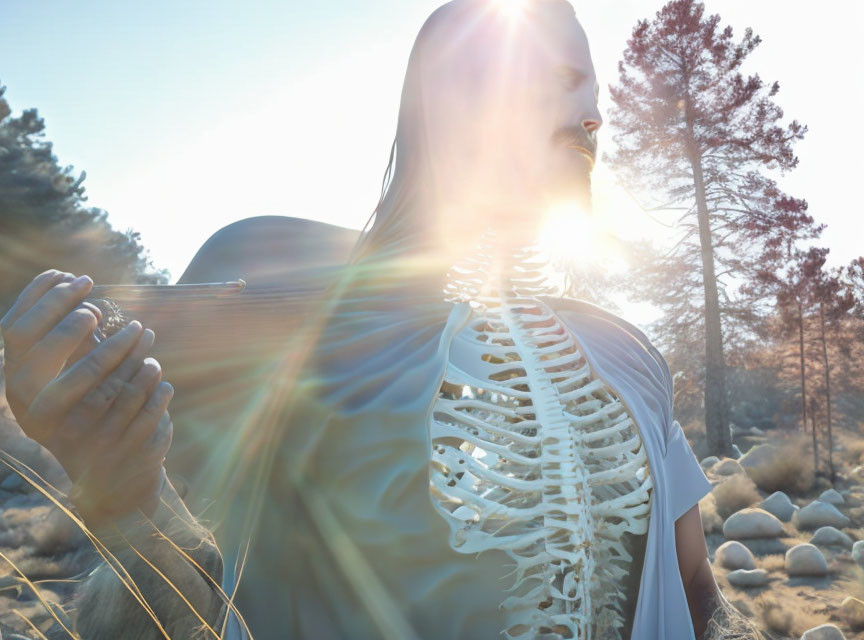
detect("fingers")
[7,307,100,403]
[120,382,174,456]
[63,302,106,372]
[33,321,144,419]
[2,276,95,362]
[63,328,101,373]
[0,270,71,332]
[96,358,163,445]
[66,329,156,428]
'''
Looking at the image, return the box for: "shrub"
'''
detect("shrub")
[845,438,864,467]
[745,436,814,495]
[712,474,761,519]
[700,494,723,534]
[758,597,826,637]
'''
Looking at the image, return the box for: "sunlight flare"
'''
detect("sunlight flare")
[493,0,529,21]
[539,202,626,272]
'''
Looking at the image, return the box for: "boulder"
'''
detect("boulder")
[839,597,864,630]
[723,508,784,539]
[800,624,846,640]
[700,456,720,471]
[785,543,829,577]
[853,540,864,566]
[809,526,853,549]
[726,568,769,588]
[713,458,745,476]
[761,491,798,522]
[739,443,780,469]
[818,489,844,505]
[715,541,757,570]
[793,501,851,530]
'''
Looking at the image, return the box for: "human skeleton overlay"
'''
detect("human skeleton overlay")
[430,238,652,639]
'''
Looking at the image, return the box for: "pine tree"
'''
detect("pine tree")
[607,0,808,455]
[0,84,165,313]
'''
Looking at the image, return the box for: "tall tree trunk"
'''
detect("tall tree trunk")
[688,152,731,456]
[797,301,808,431]
[819,302,835,482]
[810,402,819,478]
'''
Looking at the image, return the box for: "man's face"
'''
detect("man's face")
[421,1,602,235]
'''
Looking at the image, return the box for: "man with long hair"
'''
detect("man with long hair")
[1,1,763,638]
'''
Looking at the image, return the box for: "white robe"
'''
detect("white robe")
[221,290,712,640]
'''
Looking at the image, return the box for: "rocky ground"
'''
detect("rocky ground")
[0,382,863,639]
[700,425,864,640]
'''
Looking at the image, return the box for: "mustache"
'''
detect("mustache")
[550,126,597,160]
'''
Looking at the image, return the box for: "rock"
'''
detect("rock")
[818,489,844,505]
[726,568,769,587]
[800,624,846,640]
[785,543,829,576]
[749,426,765,436]
[852,465,864,477]
[739,443,780,469]
[839,597,864,630]
[700,456,720,470]
[853,540,864,566]
[715,541,757,570]
[761,491,798,522]
[723,508,784,539]
[809,526,854,549]
[793,501,851,530]
[713,458,745,476]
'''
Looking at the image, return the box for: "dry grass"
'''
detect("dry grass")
[745,436,815,495]
[843,438,864,467]
[712,474,761,519]
[700,494,724,534]
[758,554,786,573]
[758,597,828,637]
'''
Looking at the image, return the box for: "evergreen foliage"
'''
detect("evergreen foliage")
[0,84,166,314]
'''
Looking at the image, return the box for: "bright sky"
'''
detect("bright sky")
[1,0,862,285]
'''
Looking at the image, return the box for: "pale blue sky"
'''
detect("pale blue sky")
[1,0,862,282]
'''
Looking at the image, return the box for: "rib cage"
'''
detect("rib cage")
[430,243,653,640]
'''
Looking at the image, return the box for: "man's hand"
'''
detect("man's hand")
[1,270,174,528]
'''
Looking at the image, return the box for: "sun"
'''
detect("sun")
[493,0,529,21]
[539,202,626,272]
